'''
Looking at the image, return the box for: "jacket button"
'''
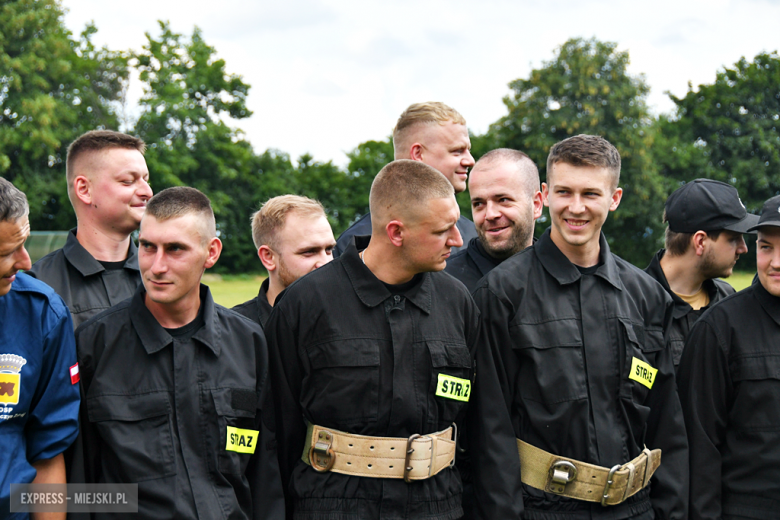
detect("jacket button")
[394,295,401,303]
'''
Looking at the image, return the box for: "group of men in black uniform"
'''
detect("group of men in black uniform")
[3,99,779,520]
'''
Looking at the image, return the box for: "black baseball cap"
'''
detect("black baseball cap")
[665,179,759,234]
[747,195,780,231]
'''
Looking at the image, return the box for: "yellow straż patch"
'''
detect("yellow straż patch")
[436,373,471,402]
[629,357,657,389]
[226,426,259,454]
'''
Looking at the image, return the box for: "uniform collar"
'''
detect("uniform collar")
[256,278,274,324]
[535,228,623,290]
[63,228,140,277]
[646,249,726,319]
[753,280,780,327]
[466,237,503,277]
[130,283,222,356]
[340,236,433,314]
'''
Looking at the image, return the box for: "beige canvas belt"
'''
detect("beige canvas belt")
[301,423,457,482]
[517,439,661,506]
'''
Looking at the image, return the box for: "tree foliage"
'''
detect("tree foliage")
[489,37,666,264]
[0,0,126,230]
[656,52,780,212]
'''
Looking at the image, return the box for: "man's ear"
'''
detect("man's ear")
[692,231,709,256]
[258,245,276,272]
[74,175,92,206]
[386,220,405,247]
[409,143,424,162]
[532,191,544,219]
[609,187,623,212]
[204,238,222,269]
[541,183,550,208]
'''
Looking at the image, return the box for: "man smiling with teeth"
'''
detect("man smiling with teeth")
[469,134,687,519]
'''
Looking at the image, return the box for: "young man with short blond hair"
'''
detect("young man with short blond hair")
[233,195,335,327]
[334,102,477,256]
[267,160,481,519]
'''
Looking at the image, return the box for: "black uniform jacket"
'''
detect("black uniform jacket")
[470,229,688,520]
[678,282,780,520]
[233,277,274,328]
[443,237,502,293]
[28,229,141,329]
[74,284,284,519]
[265,237,480,520]
[333,213,477,257]
[644,249,735,367]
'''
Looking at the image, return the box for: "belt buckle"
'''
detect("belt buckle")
[404,434,422,483]
[308,430,335,472]
[548,460,577,494]
[601,464,621,506]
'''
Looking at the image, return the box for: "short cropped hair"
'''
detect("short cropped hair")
[251,195,327,250]
[66,130,146,203]
[392,102,467,159]
[0,178,29,223]
[546,134,621,189]
[369,160,454,226]
[474,148,540,197]
[663,209,722,256]
[144,186,216,241]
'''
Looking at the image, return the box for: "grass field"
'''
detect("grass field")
[203,271,758,309]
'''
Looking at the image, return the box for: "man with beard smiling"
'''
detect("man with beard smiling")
[445,148,543,292]
[644,179,757,369]
[469,135,687,519]
[233,195,336,328]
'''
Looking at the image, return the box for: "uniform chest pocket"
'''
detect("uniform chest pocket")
[211,388,259,475]
[428,341,472,423]
[87,393,175,482]
[620,319,664,404]
[304,340,381,425]
[730,356,780,429]
[512,319,587,404]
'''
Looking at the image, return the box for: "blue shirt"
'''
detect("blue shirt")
[0,273,80,517]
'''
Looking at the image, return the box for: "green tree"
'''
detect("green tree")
[131,21,258,273]
[0,0,126,230]
[340,137,393,226]
[488,37,666,265]
[656,51,780,212]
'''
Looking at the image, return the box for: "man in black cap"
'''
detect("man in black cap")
[678,194,780,520]
[644,179,758,368]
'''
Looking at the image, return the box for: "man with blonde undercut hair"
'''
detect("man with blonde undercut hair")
[29,130,152,329]
[267,160,483,519]
[334,102,477,256]
[233,195,336,328]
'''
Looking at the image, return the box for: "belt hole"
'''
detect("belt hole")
[348,444,353,448]
[390,447,395,451]
[389,465,393,469]
[368,464,373,468]
[347,462,351,465]
[370,446,374,450]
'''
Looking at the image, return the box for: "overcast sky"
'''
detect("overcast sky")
[62,0,780,166]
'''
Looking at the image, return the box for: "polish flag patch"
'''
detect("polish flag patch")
[69,363,80,385]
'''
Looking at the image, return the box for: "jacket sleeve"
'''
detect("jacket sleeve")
[248,330,286,519]
[644,297,689,520]
[264,304,307,519]
[677,319,730,520]
[468,284,524,519]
